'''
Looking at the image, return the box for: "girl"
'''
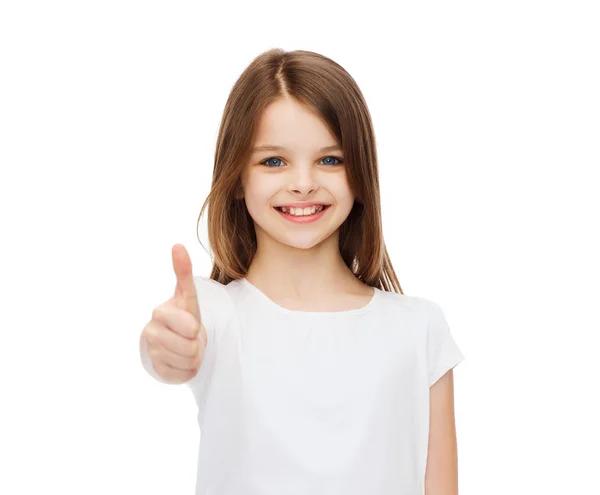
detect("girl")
[140,48,465,495]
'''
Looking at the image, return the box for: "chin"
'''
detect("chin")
[273,232,330,251]
[288,239,326,250]
[255,224,334,251]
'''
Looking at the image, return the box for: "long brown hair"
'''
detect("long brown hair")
[196,48,403,294]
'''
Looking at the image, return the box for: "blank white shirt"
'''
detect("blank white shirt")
[143,275,465,495]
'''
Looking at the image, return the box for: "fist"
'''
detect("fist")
[142,244,207,384]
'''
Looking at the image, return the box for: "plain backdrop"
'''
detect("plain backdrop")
[1,1,598,494]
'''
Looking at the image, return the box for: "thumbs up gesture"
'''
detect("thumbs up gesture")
[141,244,207,384]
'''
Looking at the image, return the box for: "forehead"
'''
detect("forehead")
[252,98,339,153]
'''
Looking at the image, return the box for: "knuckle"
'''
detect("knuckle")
[151,306,164,322]
[147,324,164,345]
[144,327,156,345]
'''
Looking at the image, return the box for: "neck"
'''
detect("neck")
[245,230,359,300]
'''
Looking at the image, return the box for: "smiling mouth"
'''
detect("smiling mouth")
[274,205,331,216]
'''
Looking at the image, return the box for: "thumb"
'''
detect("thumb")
[171,243,201,324]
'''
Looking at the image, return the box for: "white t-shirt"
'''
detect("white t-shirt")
[148,275,465,495]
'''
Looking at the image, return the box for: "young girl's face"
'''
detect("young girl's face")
[241,97,355,251]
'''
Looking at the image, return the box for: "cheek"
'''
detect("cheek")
[243,176,277,210]
[328,176,354,203]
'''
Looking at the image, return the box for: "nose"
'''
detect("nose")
[288,164,319,196]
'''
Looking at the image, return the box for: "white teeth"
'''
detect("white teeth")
[279,205,326,216]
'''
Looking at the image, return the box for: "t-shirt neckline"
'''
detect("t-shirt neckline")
[239,277,379,317]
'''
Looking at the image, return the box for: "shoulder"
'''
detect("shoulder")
[374,289,431,320]
[192,275,223,302]
[384,290,445,314]
[374,291,449,337]
[193,274,225,290]
[192,275,236,326]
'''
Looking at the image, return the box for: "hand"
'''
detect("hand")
[141,244,207,384]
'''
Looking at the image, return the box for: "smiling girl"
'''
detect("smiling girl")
[140,48,465,495]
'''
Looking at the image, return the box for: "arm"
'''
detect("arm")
[425,368,460,495]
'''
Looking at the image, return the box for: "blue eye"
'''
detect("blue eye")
[321,156,343,166]
[259,156,344,167]
[261,157,284,167]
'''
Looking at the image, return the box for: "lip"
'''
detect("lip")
[273,202,331,208]
[274,205,330,224]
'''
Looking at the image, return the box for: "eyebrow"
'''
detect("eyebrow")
[251,144,342,154]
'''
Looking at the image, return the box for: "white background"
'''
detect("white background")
[1,1,598,494]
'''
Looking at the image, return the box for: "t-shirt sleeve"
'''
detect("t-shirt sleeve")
[423,298,465,387]
[184,275,231,409]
